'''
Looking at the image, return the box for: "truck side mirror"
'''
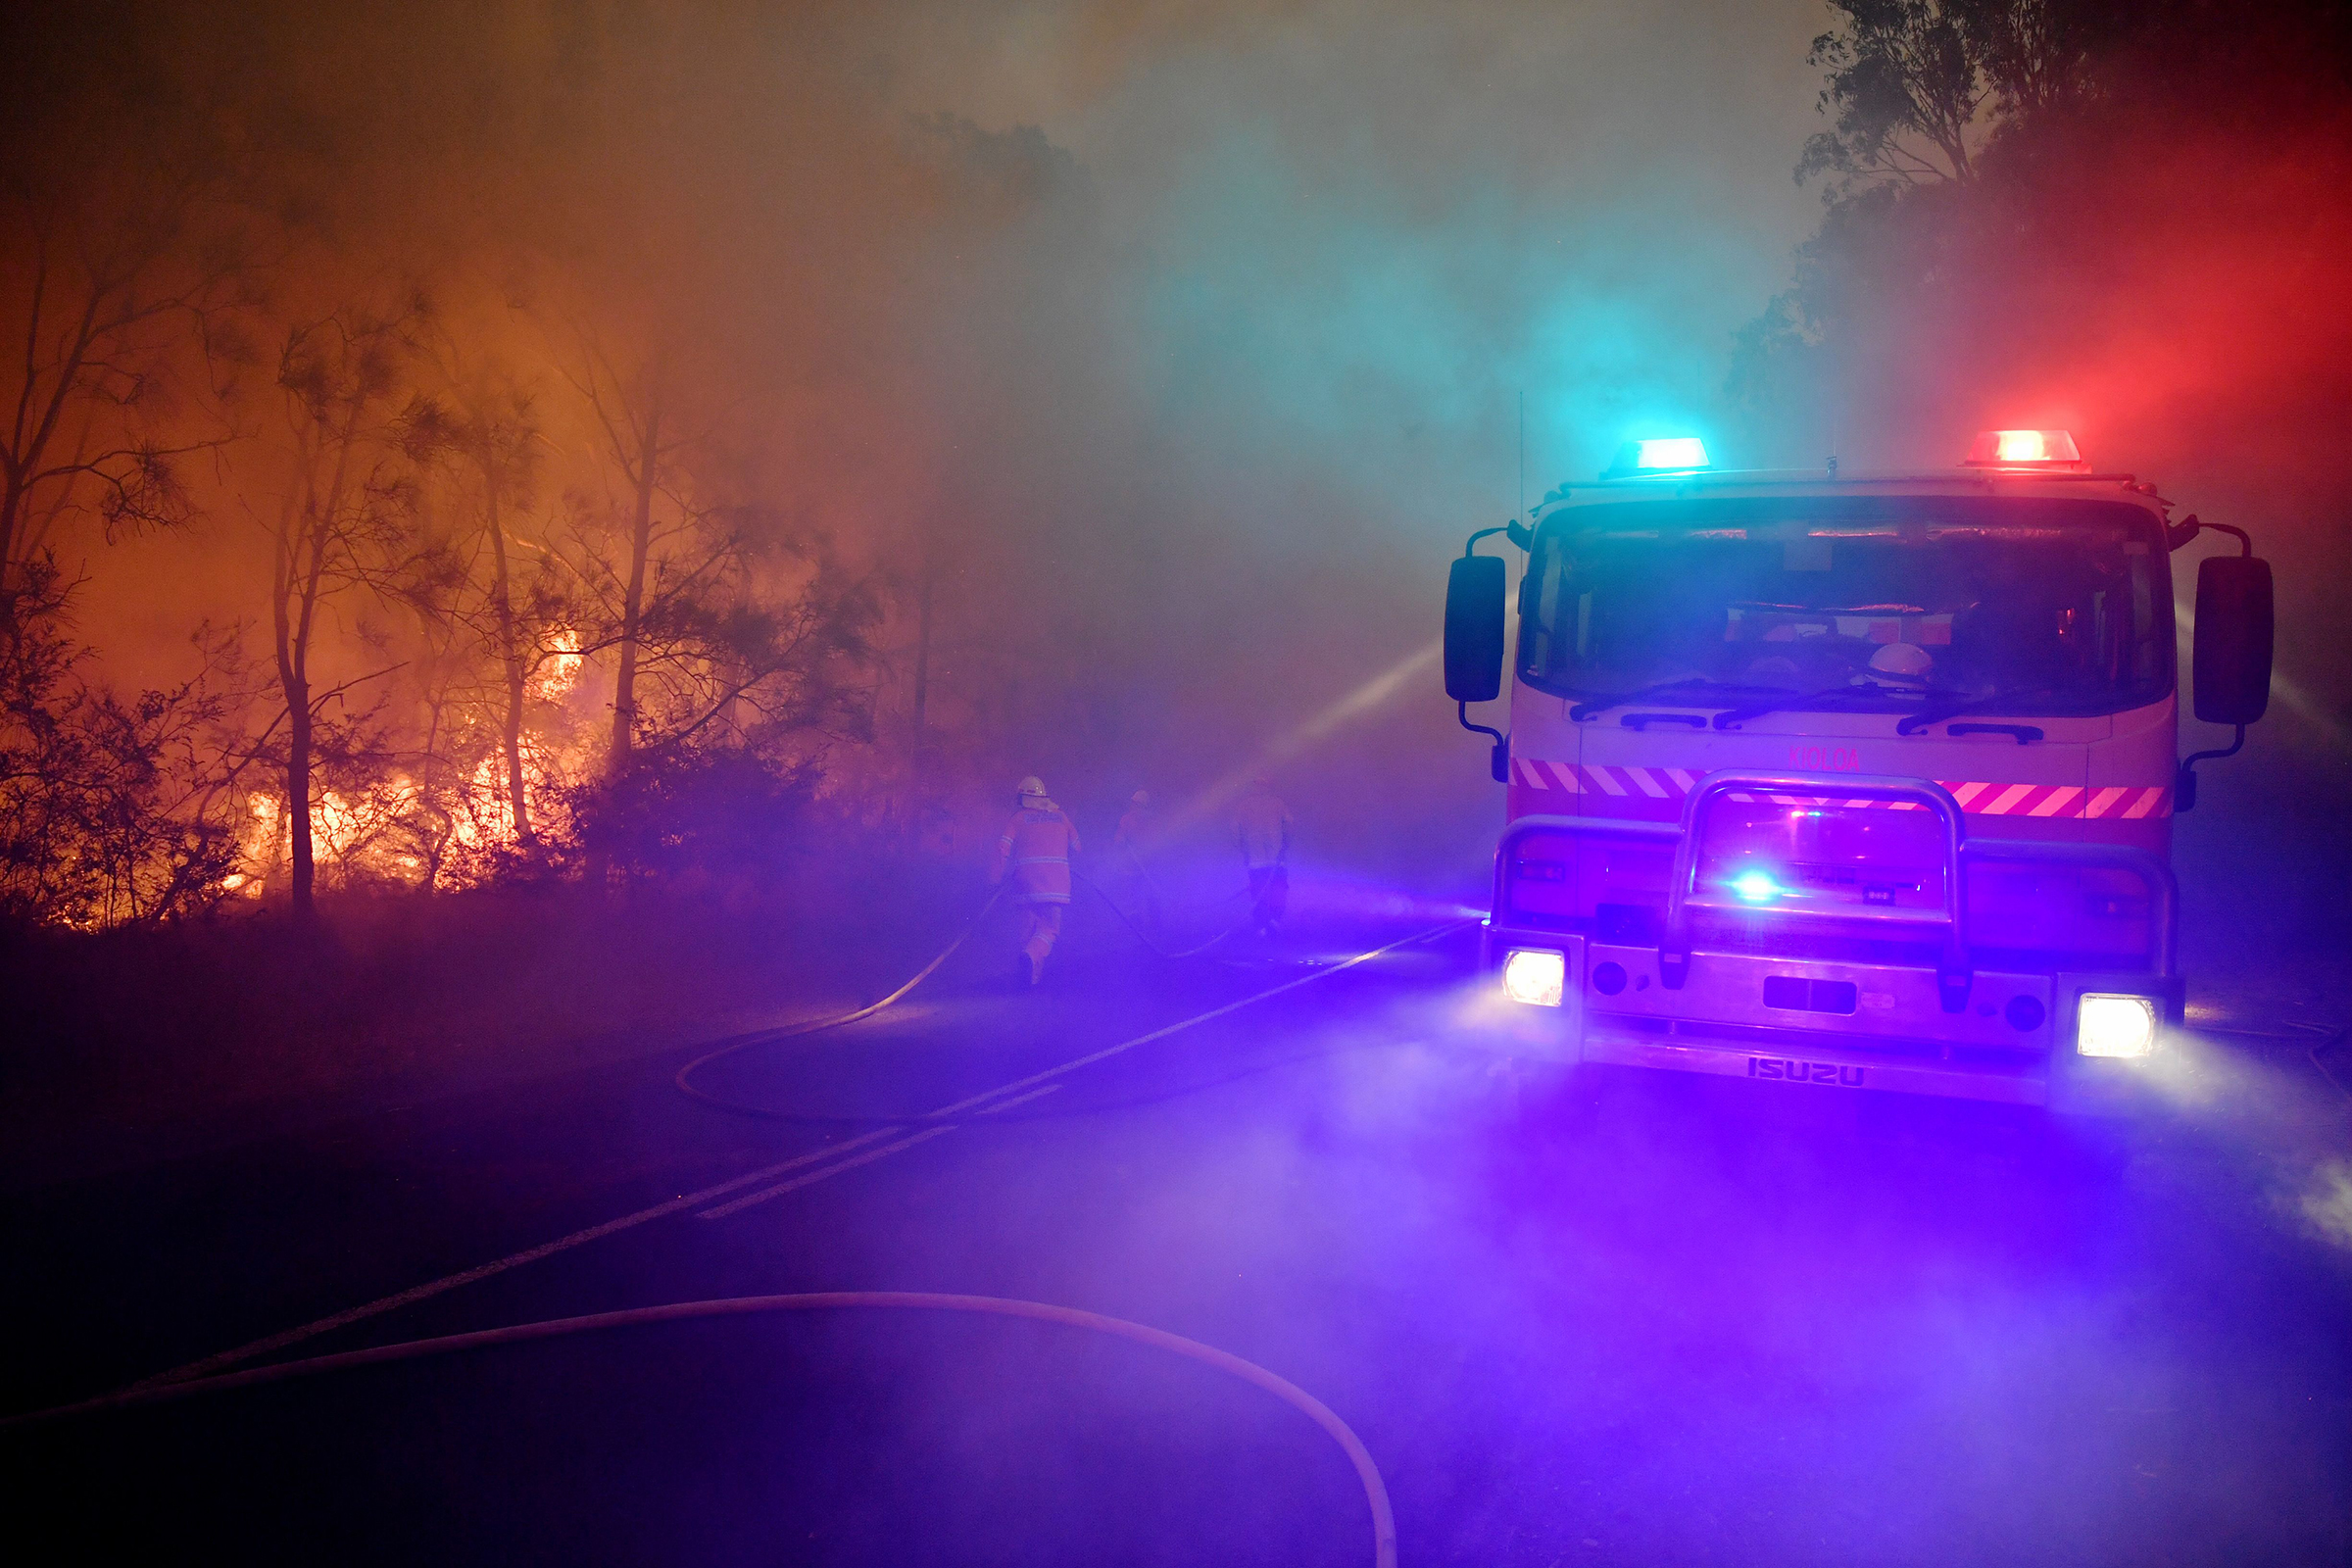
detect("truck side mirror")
[2191,555,2274,725]
[1444,554,1505,704]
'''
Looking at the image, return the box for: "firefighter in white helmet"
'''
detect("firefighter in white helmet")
[994,775,1082,987]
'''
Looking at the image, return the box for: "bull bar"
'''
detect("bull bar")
[1483,770,2180,1103]
[1490,769,2177,981]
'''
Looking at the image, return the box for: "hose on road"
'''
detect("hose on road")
[1075,868,1255,959]
[676,867,1285,1119]
[672,886,1005,1114]
[5,1292,1397,1568]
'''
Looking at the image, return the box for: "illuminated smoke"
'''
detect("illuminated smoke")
[0,1,1841,909]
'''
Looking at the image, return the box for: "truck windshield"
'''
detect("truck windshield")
[1517,495,2173,716]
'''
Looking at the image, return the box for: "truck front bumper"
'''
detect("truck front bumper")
[1482,927,2180,1109]
[1480,770,2183,1111]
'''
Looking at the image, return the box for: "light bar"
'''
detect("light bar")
[1964,428,2082,466]
[1630,436,1709,471]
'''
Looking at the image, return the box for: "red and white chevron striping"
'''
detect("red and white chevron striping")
[1508,760,2170,820]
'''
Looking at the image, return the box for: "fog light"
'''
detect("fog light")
[2076,993,2157,1058]
[1503,948,1566,1007]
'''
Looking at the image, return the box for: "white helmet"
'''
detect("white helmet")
[1868,642,1935,679]
[1017,775,1049,800]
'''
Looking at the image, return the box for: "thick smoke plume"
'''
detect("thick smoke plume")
[0,0,1834,917]
[12,1,2344,926]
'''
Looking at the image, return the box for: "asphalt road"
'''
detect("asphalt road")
[6,906,2351,1566]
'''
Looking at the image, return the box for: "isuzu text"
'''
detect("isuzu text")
[1445,431,2275,1111]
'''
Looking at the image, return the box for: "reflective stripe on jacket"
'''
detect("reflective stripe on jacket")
[995,808,1081,903]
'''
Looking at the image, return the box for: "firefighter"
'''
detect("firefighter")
[1232,773,1293,937]
[1108,788,1163,931]
[994,775,1081,987]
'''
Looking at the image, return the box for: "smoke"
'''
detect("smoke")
[1729,7,2352,979]
[2,0,1836,899]
[7,0,2345,941]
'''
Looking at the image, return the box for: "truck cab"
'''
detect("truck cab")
[1446,432,2275,1109]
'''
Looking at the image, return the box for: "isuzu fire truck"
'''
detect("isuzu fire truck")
[1444,430,2275,1110]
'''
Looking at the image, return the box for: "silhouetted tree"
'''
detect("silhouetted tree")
[260,295,433,915]
[547,347,883,883]
[407,350,567,862]
[566,339,681,786]
[0,562,259,926]
[1735,0,2352,460]
[0,173,252,599]
[1795,1,2124,197]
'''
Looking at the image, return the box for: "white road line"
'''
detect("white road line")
[908,928,1441,1121]
[128,923,1452,1390]
[695,1080,1071,1220]
[696,1128,956,1219]
[129,1131,899,1390]
[974,1083,1066,1114]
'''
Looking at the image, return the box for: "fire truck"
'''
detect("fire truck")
[1445,431,2274,1110]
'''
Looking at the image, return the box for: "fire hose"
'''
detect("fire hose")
[672,884,1009,1115]
[675,869,1267,1119]
[1076,868,1256,959]
[1,1292,1397,1568]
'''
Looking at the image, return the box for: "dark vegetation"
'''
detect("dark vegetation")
[0,851,986,1188]
[1734,0,2352,514]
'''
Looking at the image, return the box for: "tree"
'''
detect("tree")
[261,295,431,915]
[566,340,680,785]
[0,174,251,599]
[1734,0,2134,450]
[407,352,564,860]
[1795,1,2114,197]
[0,562,260,927]
[1800,1,1990,192]
[553,341,882,884]
[467,387,549,851]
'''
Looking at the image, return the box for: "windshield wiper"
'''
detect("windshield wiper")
[1709,682,1922,730]
[1568,679,1790,722]
[1894,686,2059,735]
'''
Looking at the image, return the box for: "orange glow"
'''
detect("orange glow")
[451,738,573,861]
[534,628,584,701]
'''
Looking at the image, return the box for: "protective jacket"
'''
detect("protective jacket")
[1233,790,1293,870]
[996,806,1081,904]
[1112,806,1155,864]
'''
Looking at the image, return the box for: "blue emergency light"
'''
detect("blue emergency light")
[1635,436,1709,469]
[1604,436,1710,478]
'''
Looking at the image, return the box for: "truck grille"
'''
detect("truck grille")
[1761,976,1858,1014]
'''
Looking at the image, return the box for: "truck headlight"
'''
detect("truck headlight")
[2076,993,2157,1058]
[1503,948,1565,1007]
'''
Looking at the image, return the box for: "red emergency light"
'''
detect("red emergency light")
[1964,428,2083,466]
